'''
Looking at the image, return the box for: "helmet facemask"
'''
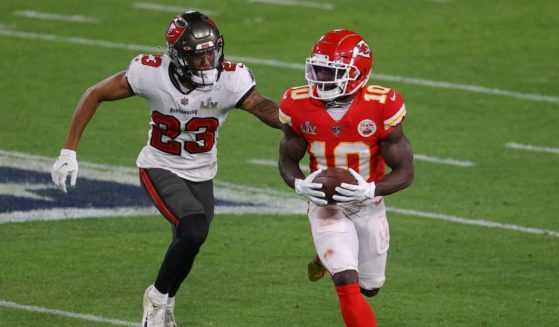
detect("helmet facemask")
[305,55,361,100]
[170,43,223,86]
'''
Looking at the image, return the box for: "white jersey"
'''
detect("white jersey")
[126,54,256,181]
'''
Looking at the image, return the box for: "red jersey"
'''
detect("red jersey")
[279,84,406,182]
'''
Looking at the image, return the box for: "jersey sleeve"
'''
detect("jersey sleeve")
[223,62,256,108]
[278,87,307,137]
[278,88,303,136]
[125,55,146,96]
[380,88,406,137]
[278,89,293,126]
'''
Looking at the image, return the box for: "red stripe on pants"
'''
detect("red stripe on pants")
[139,168,180,226]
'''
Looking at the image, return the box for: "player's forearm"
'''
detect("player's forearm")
[240,90,282,129]
[62,88,102,150]
[278,159,306,189]
[253,99,282,129]
[278,130,307,188]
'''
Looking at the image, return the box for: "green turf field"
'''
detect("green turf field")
[1,0,558,326]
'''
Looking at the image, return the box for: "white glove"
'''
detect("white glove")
[51,149,78,193]
[332,168,375,203]
[294,169,328,206]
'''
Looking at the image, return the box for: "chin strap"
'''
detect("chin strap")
[190,68,220,86]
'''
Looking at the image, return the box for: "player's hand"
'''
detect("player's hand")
[333,168,375,203]
[51,149,79,193]
[294,169,328,206]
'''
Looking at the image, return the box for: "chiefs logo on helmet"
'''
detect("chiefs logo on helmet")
[354,40,371,58]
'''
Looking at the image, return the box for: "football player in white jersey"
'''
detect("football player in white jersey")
[51,11,281,327]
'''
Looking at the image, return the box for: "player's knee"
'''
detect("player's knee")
[359,275,385,294]
[176,214,210,248]
[360,287,380,297]
[332,270,359,286]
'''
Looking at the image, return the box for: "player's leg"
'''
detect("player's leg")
[139,168,214,327]
[333,274,376,327]
[155,212,209,327]
[353,197,390,297]
[308,204,377,327]
[166,178,214,297]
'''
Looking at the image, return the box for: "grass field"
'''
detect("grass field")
[1,0,558,326]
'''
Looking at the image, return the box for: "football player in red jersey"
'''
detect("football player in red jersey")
[278,29,414,326]
[50,11,281,327]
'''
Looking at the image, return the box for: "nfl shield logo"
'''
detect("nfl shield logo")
[332,126,342,136]
[181,98,188,106]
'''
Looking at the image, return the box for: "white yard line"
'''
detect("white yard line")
[247,158,309,172]
[0,29,157,52]
[229,55,306,70]
[413,154,474,167]
[13,10,98,23]
[388,207,559,238]
[373,73,558,103]
[247,0,334,10]
[506,142,559,155]
[133,3,218,16]
[0,28,556,104]
[0,300,137,327]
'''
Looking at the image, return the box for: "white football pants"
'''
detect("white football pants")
[308,196,390,290]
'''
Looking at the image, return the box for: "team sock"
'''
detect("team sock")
[335,283,377,327]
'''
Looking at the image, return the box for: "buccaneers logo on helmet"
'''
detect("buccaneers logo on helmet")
[166,22,186,44]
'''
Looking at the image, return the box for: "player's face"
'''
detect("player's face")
[313,66,346,90]
[187,50,217,71]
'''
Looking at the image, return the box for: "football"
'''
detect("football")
[312,168,358,204]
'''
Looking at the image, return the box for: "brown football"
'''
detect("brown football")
[313,168,358,204]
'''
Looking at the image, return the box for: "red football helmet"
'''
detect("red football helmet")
[305,29,373,100]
